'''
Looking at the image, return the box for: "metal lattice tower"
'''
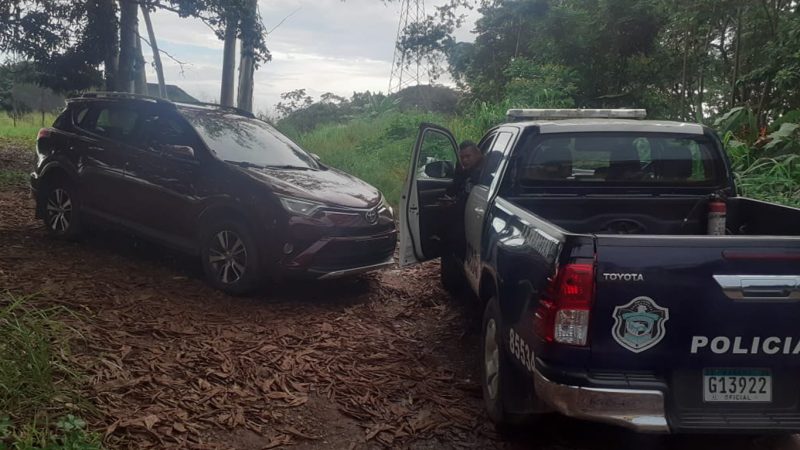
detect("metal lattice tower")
[388,0,425,94]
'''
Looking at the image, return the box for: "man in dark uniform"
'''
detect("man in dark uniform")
[446,140,484,200]
[445,140,484,258]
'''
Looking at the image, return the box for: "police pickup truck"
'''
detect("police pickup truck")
[399,109,800,433]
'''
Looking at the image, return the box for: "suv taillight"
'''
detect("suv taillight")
[37,128,50,140]
[533,262,595,346]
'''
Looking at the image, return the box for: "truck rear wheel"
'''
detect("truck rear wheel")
[482,296,525,428]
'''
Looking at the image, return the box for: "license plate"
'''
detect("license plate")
[703,368,771,402]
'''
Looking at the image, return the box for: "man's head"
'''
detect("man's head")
[458,140,483,171]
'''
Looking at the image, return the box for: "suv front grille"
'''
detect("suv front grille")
[311,234,396,271]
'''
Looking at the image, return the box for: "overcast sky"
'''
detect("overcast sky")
[143,0,478,115]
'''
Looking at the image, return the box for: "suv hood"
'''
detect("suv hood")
[241,166,382,209]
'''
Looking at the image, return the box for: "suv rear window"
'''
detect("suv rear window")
[513,133,722,187]
[76,104,141,143]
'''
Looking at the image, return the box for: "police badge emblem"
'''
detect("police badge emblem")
[612,296,669,353]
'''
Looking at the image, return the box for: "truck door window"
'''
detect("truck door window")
[417,130,457,179]
[479,131,513,186]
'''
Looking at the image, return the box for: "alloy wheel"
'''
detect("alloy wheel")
[46,188,72,233]
[484,317,500,401]
[208,230,248,284]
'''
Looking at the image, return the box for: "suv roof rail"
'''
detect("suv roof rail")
[74,91,174,105]
[507,108,647,121]
[174,101,256,118]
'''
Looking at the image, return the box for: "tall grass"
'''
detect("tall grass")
[285,105,508,205]
[0,293,100,449]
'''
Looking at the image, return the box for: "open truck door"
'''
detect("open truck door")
[399,123,459,266]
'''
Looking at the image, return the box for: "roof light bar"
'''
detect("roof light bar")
[506,108,647,120]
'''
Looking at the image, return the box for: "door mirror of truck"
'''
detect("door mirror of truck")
[423,160,454,179]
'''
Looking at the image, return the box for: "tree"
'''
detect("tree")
[0,1,106,92]
[236,0,258,112]
[275,89,314,118]
[401,0,800,123]
[141,4,167,98]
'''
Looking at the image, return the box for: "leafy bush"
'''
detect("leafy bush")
[503,60,578,108]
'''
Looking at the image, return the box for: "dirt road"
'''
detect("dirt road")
[1,147,797,449]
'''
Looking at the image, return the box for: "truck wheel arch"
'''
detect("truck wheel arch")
[479,269,499,304]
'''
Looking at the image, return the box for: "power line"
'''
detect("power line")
[388,0,425,94]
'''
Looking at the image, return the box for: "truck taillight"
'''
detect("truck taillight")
[37,128,51,140]
[533,262,595,346]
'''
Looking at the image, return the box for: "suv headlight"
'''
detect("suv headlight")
[278,196,324,217]
[378,195,394,217]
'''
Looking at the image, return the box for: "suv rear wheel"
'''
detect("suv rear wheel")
[200,220,263,295]
[41,178,83,240]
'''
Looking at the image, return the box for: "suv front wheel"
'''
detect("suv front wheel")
[200,220,263,295]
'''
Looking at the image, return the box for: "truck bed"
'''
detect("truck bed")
[507,195,800,236]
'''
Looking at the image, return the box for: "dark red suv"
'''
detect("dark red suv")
[30,93,396,294]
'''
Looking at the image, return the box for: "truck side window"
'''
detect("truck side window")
[479,131,513,186]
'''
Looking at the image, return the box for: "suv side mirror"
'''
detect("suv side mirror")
[423,160,454,179]
[161,144,196,161]
[310,152,321,162]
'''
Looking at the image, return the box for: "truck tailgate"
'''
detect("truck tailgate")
[590,235,800,430]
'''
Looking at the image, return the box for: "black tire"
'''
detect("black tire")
[200,220,263,295]
[481,295,531,429]
[41,177,83,240]
[440,253,466,295]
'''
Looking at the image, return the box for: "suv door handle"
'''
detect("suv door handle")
[87,146,104,151]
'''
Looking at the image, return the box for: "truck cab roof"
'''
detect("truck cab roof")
[509,119,706,135]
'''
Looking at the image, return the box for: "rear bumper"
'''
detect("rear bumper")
[533,360,800,433]
[533,366,669,433]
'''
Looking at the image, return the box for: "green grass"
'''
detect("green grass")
[0,114,55,143]
[284,105,508,206]
[0,293,100,450]
[0,171,28,189]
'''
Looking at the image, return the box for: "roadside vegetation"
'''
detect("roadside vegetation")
[281,101,800,209]
[275,0,800,209]
[0,293,100,450]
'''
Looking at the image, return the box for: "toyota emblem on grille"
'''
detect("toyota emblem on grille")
[365,208,379,224]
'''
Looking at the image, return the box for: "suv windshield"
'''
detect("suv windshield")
[181,108,319,169]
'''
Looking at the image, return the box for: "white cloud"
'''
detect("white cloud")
[142,0,477,113]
